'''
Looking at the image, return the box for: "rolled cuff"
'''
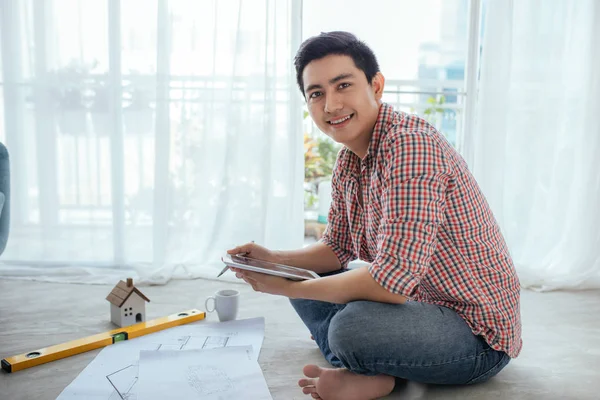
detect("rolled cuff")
[319,235,355,269]
[368,254,425,297]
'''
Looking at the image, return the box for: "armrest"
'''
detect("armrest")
[0,142,10,256]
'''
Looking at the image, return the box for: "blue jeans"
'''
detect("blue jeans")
[290,272,510,385]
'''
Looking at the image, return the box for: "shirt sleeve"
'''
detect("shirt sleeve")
[319,163,356,268]
[368,131,452,297]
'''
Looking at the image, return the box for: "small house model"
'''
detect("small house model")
[106,278,150,327]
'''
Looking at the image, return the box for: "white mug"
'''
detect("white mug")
[205,289,239,322]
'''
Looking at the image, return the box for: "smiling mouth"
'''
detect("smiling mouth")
[328,114,354,125]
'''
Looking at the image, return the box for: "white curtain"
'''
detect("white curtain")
[0,0,304,285]
[469,0,600,290]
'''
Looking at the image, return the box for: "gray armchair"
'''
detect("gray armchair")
[0,142,9,255]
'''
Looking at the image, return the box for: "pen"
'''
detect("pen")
[216,264,229,278]
[217,241,254,278]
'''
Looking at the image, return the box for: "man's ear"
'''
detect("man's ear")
[372,72,385,100]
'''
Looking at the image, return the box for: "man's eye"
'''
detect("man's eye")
[339,83,350,89]
[309,91,322,99]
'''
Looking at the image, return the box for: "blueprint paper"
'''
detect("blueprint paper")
[56,317,265,400]
[137,347,272,400]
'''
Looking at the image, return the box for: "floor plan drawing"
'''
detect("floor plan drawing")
[136,347,271,400]
[104,336,231,400]
[107,364,141,400]
[56,318,265,400]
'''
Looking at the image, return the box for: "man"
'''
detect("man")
[227,31,521,400]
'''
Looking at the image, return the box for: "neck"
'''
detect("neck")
[347,101,383,159]
[345,131,372,160]
[339,102,383,159]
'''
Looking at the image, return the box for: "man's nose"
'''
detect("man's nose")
[324,92,343,114]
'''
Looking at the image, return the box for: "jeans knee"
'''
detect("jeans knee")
[327,302,369,360]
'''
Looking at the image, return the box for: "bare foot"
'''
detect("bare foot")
[298,364,395,400]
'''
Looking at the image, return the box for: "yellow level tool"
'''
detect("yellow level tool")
[1,309,206,373]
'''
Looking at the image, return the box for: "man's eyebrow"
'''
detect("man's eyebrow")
[329,73,354,85]
[305,83,323,93]
[304,73,356,93]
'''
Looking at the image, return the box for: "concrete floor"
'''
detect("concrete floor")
[0,278,598,399]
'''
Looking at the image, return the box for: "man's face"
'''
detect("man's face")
[302,55,384,148]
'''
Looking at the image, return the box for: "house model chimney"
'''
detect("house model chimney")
[127,278,133,287]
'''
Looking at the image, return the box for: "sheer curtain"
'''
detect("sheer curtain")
[468,0,600,290]
[0,0,304,284]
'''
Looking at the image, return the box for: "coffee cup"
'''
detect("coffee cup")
[205,289,239,322]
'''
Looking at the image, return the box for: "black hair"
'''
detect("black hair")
[294,31,380,96]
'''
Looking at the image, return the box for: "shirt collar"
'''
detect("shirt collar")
[359,102,397,165]
[338,103,399,178]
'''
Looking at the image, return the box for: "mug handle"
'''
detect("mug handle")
[205,296,216,313]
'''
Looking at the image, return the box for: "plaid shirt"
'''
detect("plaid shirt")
[321,103,522,358]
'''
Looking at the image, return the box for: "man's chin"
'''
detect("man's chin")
[328,131,355,146]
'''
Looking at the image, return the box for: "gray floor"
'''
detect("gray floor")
[0,278,598,399]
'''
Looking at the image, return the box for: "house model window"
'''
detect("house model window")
[105,277,150,328]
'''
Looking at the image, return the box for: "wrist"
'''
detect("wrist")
[285,279,308,299]
[270,250,285,264]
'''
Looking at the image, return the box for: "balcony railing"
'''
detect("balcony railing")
[0,76,465,229]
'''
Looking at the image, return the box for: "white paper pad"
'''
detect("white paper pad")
[57,317,265,400]
[137,347,272,400]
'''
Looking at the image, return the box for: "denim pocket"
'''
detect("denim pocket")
[466,352,511,385]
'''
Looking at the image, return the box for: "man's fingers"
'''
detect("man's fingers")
[240,275,259,291]
[239,270,261,281]
[230,267,262,292]
[246,279,259,292]
[244,276,257,285]
[227,242,255,255]
[227,246,243,254]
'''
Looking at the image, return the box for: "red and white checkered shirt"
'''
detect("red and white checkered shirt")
[321,103,522,358]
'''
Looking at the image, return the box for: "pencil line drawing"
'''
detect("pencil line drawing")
[203,335,229,349]
[187,365,234,396]
[107,364,138,400]
[104,335,231,399]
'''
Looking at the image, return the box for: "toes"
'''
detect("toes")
[303,364,322,378]
[298,378,316,387]
[302,386,318,395]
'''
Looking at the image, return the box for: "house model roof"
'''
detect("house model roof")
[106,278,150,307]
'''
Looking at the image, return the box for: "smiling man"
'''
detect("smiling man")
[228,31,521,400]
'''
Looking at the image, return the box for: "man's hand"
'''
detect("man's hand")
[227,242,279,263]
[231,267,297,297]
[227,242,294,296]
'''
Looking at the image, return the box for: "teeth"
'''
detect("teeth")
[330,115,351,125]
